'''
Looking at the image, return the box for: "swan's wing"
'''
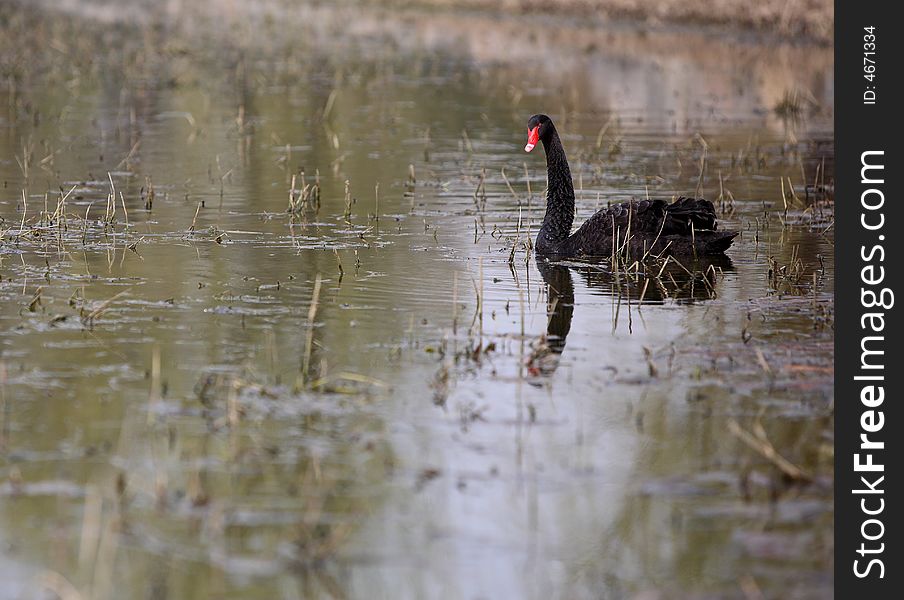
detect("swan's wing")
[661,197,718,234]
[561,199,667,256]
[573,199,668,238]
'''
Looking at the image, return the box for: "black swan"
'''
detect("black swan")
[524,114,738,258]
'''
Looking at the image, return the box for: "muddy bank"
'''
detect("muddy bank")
[375,0,833,44]
[12,0,833,136]
[19,0,834,46]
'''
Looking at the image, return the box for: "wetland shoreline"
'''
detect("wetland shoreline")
[381,0,833,45]
[1,1,834,598]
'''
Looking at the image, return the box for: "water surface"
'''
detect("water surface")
[1,3,834,598]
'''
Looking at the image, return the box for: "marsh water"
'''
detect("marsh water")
[0,2,834,598]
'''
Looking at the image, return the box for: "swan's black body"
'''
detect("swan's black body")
[527,114,738,258]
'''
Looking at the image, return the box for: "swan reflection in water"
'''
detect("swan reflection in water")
[526,255,734,377]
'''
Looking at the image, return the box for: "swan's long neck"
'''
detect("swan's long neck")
[537,128,575,250]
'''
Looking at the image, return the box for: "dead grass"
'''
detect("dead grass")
[380,0,833,44]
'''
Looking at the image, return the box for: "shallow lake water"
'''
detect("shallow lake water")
[1,2,833,598]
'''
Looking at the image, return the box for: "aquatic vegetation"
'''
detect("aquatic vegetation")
[0,2,833,599]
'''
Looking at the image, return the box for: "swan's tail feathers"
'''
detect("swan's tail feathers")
[703,231,739,254]
[663,197,717,234]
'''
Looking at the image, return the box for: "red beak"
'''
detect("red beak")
[525,125,540,152]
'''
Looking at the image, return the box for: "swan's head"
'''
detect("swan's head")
[525,114,553,152]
